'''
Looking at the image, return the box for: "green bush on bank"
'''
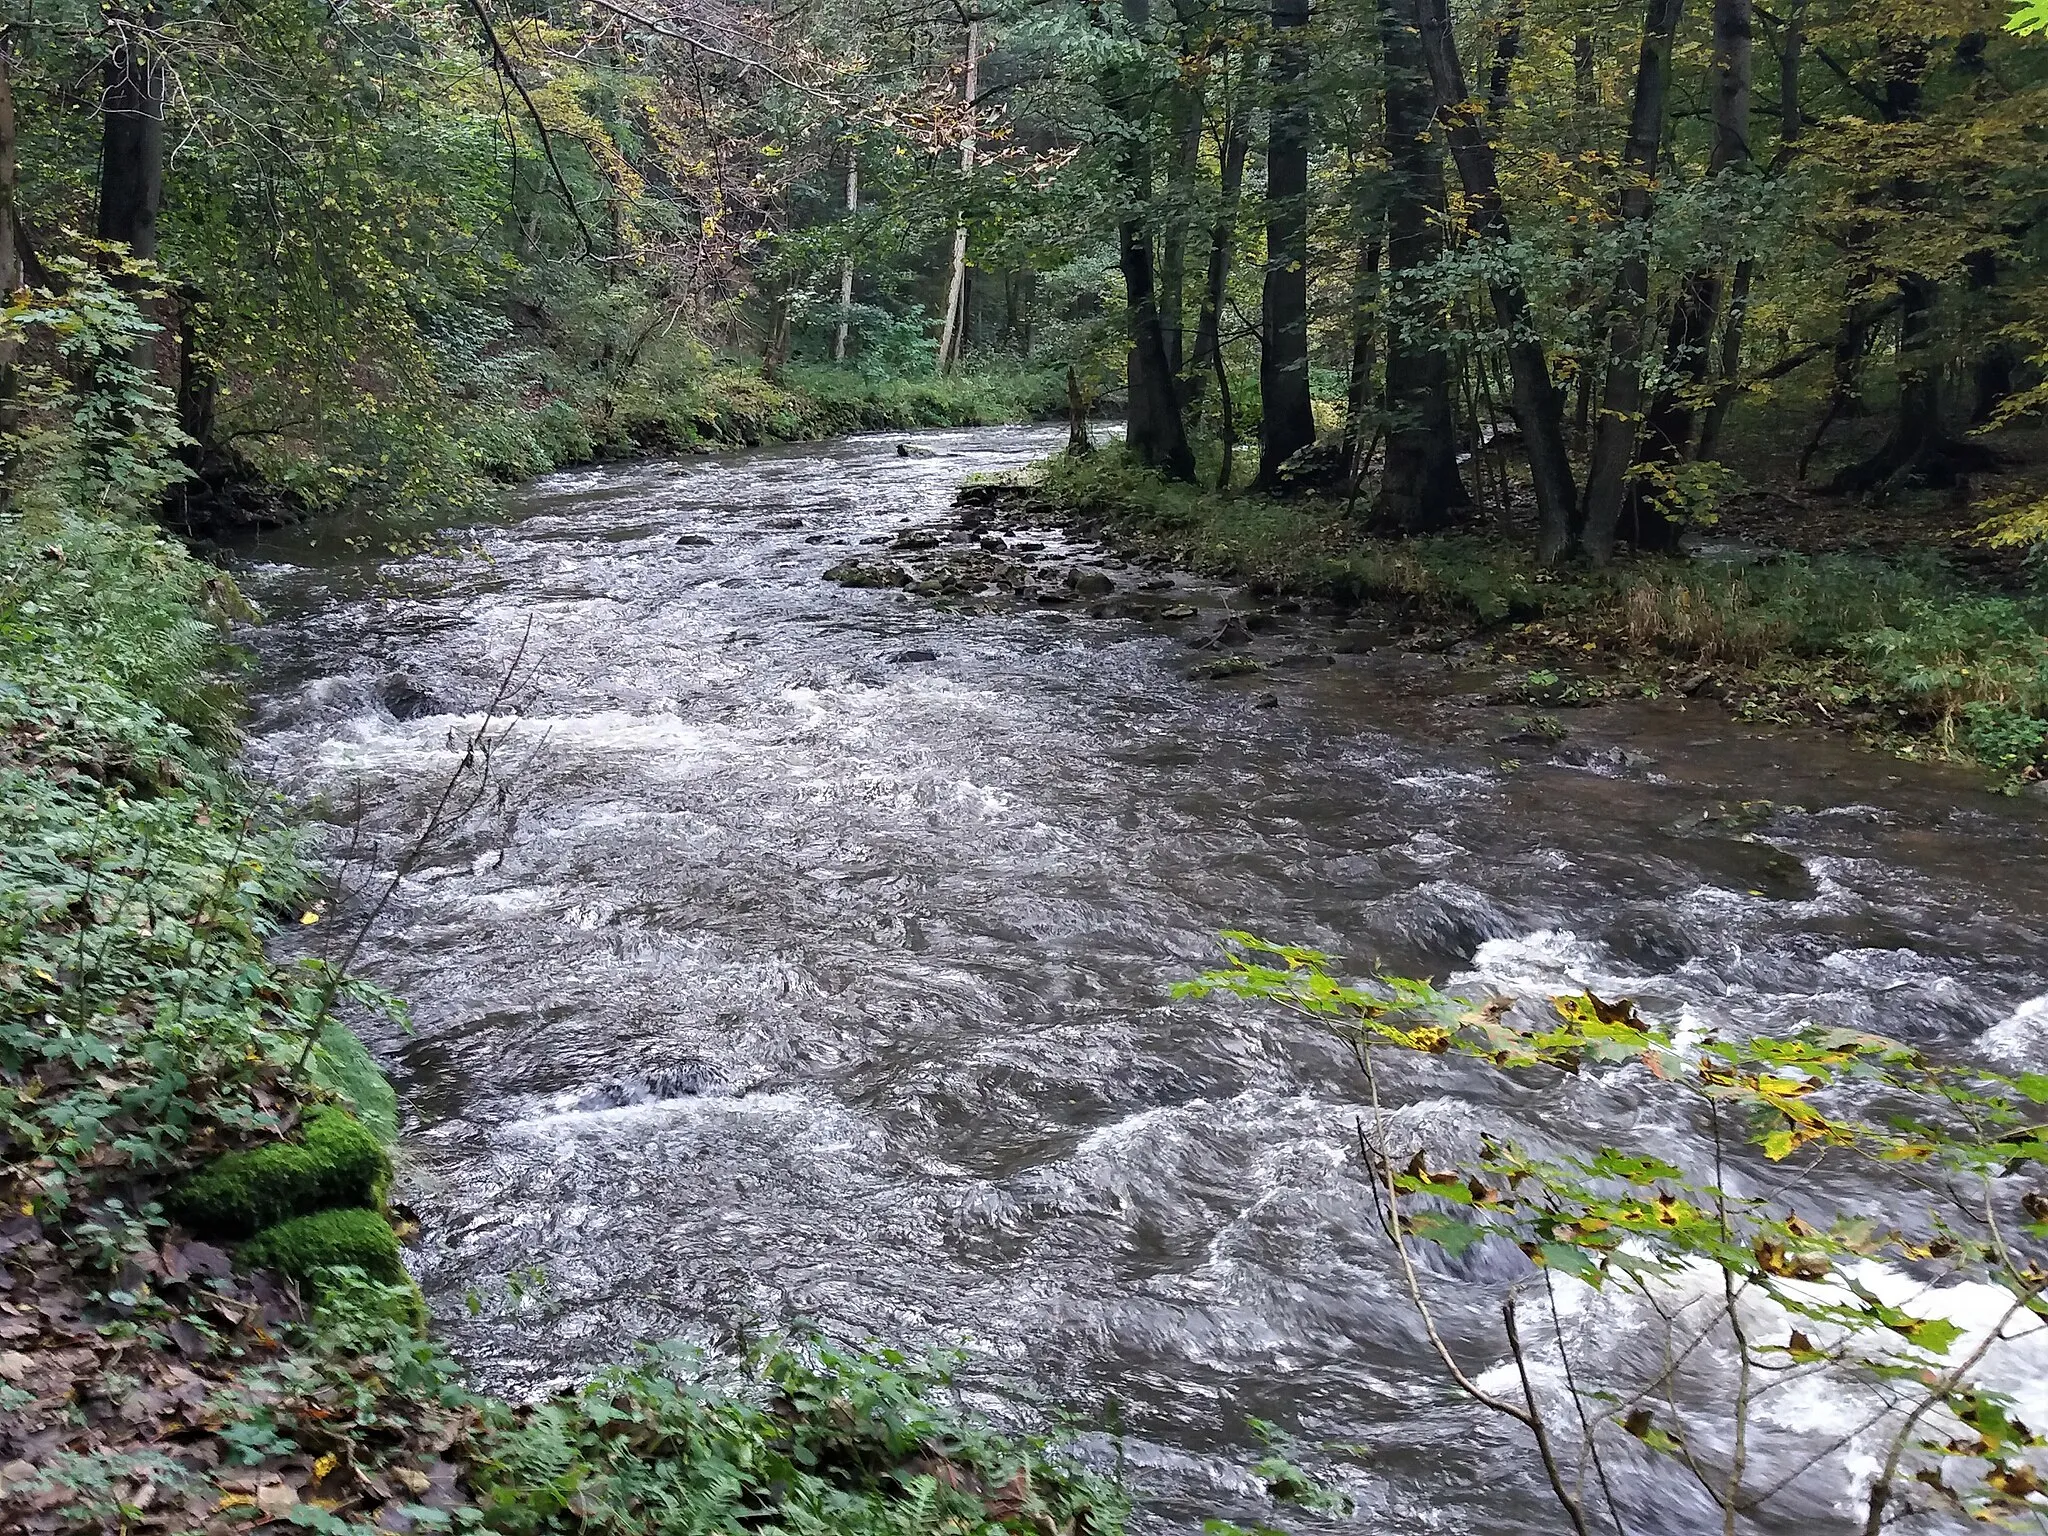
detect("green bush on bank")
[1037,448,2048,780]
[460,360,1068,485]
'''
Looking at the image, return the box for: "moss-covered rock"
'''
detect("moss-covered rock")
[240,1206,409,1288]
[167,1108,391,1240]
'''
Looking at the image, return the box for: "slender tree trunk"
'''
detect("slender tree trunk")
[1641,0,1751,473]
[1578,0,1685,564]
[1118,0,1197,481]
[1699,0,1798,460]
[0,40,20,513]
[1376,0,1469,531]
[1567,30,1597,455]
[1417,0,1577,560]
[1067,365,1094,456]
[1189,42,1253,414]
[937,22,979,373]
[0,45,17,306]
[1341,233,1381,481]
[1160,11,1206,381]
[834,160,858,362]
[1255,0,1316,487]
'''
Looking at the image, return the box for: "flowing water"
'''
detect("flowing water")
[236,425,2048,1534]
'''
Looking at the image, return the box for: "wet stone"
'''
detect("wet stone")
[824,559,911,588]
[889,649,940,664]
[675,532,715,546]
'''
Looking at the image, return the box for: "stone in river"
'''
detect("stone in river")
[824,559,910,588]
[889,648,940,664]
[676,533,714,546]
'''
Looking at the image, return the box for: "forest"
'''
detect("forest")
[5,0,2045,548]
[6,0,2048,1533]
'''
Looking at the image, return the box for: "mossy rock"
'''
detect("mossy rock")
[167,1108,390,1241]
[240,1207,411,1291]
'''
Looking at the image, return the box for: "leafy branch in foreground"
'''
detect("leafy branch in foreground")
[1182,934,2048,1535]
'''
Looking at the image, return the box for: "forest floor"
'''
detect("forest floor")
[976,445,2048,789]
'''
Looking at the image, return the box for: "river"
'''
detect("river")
[235,425,2048,1535]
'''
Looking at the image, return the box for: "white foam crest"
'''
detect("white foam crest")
[1474,1254,2048,1519]
[505,1086,814,1135]
[1981,994,2048,1065]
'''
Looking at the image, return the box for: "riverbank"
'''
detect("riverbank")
[0,500,1122,1533]
[984,449,2048,788]
[181,362,1072,542]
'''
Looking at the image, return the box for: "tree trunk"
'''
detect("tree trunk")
[1118,0,1197,481]
[937,22,979,373]
[1160,12,1206,381]
[1188,42,1253,414]
[0,40,20,510]
[1067,365,1094,456]
[1416,0,1576,560]
[1255,0,1315,487]
[1641,0,1751,469]
[1578,0,1685,564]
[834,159,858,362]
[0,44,17,306]
[99,13,166,262]
[1698,0,1798,462]
[1375,0,1469,532]
[1341,234,1381,482]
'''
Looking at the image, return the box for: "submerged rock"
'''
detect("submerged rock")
[896,442,938,458]
[675,532,715,546]
[380,676,443,720]
[889,648,940,664]
[824,559,911,589]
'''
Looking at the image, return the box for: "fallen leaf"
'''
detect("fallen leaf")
[256,1480,298,1517]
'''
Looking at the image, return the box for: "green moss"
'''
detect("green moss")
[240,1207,411,1290]
[167,1107,391,1240]
[307,1024,400,1144]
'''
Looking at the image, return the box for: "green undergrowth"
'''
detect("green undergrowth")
[1036,450,2048,783]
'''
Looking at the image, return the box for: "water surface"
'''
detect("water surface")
[238,426,2048,1534]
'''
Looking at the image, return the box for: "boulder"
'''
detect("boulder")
[167,1109,391,1241]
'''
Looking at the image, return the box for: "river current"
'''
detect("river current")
[236,425,2048,1534]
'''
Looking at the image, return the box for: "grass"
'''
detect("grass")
[1034,449,2048,783]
